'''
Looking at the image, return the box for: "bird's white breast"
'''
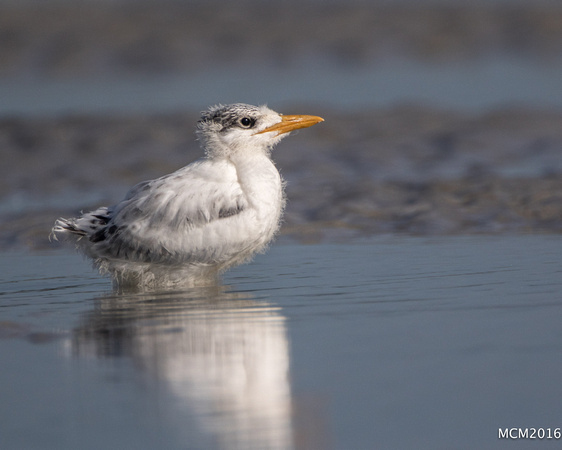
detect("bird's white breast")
[130,154,284,269]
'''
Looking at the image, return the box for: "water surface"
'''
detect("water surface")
[3,59,562,117]
[2,236,561,449]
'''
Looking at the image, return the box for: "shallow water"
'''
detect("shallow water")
[3,58,562,117]
[2,235,562,449]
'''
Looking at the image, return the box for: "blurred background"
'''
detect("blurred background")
[1,0,561,247]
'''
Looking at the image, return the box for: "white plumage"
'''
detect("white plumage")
[52,103,323,290]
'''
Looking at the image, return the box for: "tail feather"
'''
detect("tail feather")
[51,207,111,242]
[51,218,87,241]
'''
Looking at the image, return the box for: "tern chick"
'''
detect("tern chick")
[52,103,323,290]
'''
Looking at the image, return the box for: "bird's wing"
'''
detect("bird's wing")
[83,159,249,262]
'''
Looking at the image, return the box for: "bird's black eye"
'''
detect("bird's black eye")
[239,117,255,128]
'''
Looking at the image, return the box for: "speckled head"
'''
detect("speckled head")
[196,103,324,158]
[197,103,264,133]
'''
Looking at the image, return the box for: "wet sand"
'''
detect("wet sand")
[2,106,561,249]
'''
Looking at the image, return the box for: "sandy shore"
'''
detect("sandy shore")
[2,106,561,249]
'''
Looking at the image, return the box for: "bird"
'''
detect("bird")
[52,103,324,290]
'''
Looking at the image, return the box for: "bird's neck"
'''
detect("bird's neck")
[228,152,284,219]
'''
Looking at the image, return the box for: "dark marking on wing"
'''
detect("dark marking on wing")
[218,203,245,219]
[90,224,125,243]
[92,214,110,225]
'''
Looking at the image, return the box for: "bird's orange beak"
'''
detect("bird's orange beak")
[255,114,324,136]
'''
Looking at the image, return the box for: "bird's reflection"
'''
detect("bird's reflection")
[68,285,293,450]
